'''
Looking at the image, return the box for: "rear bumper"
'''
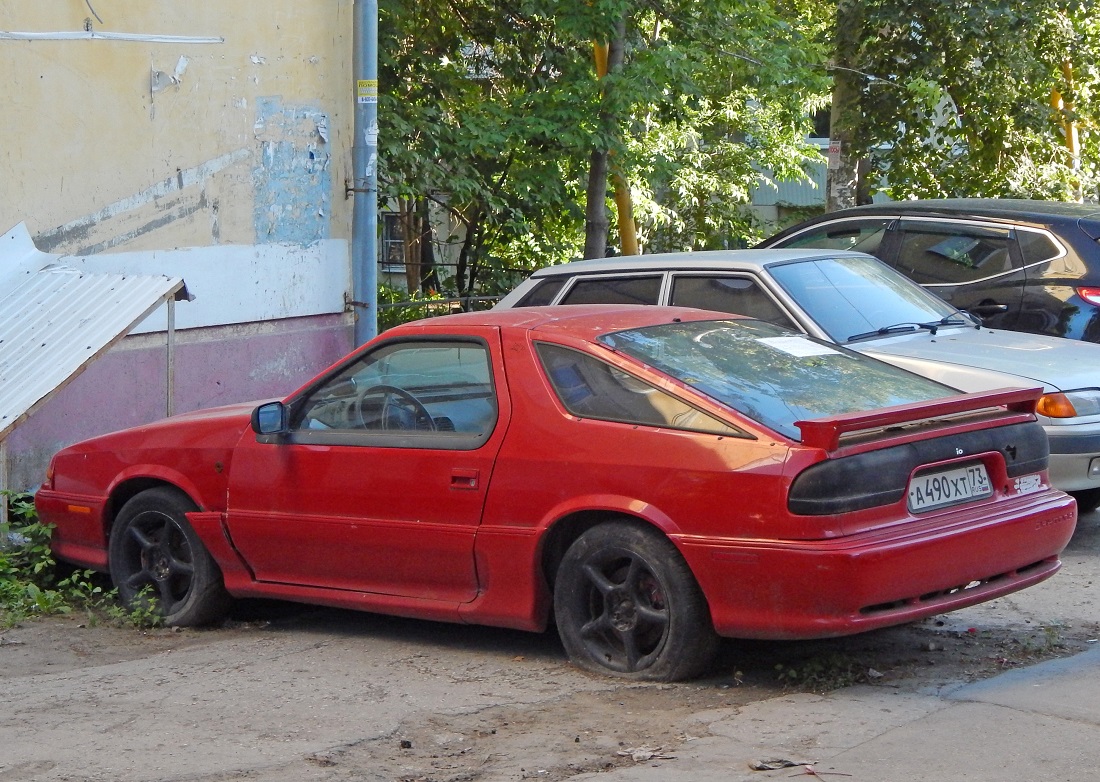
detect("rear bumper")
[676,490,1077,640]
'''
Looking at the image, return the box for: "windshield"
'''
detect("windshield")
[767,255,964,343]
[598,319,955,440]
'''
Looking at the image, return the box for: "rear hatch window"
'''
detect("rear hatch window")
[598,319,956,441]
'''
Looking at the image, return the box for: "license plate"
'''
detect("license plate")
[907,463,992,512]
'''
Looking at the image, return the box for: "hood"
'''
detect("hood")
[69,400,269,454]
[151,400,268,427]
[855,326,1100,394]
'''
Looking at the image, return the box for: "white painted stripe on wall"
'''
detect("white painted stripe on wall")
[35,149,252,250]
[64,240,352,334]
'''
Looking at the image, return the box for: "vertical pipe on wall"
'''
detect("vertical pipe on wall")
[0,444,7,523]
[166,297,176,417]
[0,439,8,522]
[352,0,380,345]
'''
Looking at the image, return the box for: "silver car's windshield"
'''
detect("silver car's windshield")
[767,255,968,343]
[598,319,954,440]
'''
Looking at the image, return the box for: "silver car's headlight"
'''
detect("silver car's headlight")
[1038,389,1100,418]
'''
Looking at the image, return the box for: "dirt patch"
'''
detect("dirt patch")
[2,599,1096,782]
[4,512,1098,781]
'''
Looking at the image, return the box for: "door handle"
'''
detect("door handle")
[968,302,1009,316]
[451,468,479,490]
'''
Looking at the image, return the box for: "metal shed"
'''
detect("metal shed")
[0,223,189,512]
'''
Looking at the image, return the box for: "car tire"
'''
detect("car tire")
[1070,488,1100,514]
[553,519,719,681]
[108,487,231,626]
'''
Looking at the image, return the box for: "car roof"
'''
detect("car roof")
[519,249,870,280]
[787,198,1100,225]
[387,303,750,339]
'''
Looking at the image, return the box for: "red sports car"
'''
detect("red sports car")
[36,306,1077,680]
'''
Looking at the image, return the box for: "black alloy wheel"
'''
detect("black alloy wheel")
[108,487,231,626]
[553,519,719,681]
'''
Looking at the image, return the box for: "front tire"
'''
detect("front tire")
[553,520,719,681]
[109,487,231,626]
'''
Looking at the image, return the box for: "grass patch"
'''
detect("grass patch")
[1,490,161,629]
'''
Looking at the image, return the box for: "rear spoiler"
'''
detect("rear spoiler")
[795,387,1041,453]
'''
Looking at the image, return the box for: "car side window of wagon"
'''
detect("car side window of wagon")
[669,275,798,330]
[513,277,568,306]
[779,218,891,255]
[535,343,747,437]
[891,221,1019,284]
[289,340,498,448]
[558,275,663,305]
[1017,228,1064,265]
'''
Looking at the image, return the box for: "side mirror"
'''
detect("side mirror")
[251,401,288,435]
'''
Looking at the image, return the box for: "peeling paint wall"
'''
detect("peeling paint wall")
[253,97,333,244]
[0,2,353,253]
[0,3,359,490]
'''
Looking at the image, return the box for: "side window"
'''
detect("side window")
[535,343,746,437]
[559,275,662,305]
[515,278,567,306]
[670,275,798,330]
[290,341,497,448]
[779,219,891,256]
[894,222,1017,284]
[1017,229,1062,265]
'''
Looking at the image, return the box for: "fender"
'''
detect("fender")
[536,492,683,537]
[461,493,683,632]
[106,463,228,516]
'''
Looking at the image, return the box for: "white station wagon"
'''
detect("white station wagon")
[496,250,1100,511]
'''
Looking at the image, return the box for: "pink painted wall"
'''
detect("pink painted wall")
[8,313,354,491]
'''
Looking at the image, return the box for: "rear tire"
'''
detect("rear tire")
[553,520,719,681]
[109,487,231,626]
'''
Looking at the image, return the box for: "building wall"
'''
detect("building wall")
[0,3,358,490]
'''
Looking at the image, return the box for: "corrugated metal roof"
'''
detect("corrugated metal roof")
[0,264,185,440]
[752,162,828,207]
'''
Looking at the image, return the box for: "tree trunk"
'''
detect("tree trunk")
[584,18,628,259]
[417,198,439,293]
[826,0,864,211]
[400,198,421,293]
[584,147,610,259]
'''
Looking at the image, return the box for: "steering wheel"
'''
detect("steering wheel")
[355,384,436,431]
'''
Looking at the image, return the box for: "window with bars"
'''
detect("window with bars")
[382,213,405,272]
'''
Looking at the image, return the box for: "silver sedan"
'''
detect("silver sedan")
[497,249,1100,511]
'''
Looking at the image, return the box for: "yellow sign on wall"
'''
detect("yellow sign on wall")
[357,79,377,104]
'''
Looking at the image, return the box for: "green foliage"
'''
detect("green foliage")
[378,0,832,283]
[852,0,1100,200]
[377,283,453,330]
[377,0,1100,285]
[0,491,160,629]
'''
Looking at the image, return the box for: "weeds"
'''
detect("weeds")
[1,490,161,629]
[774,652,872,692]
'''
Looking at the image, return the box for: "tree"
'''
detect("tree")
[379,0,599,298]
[566,0,833,253]
[845,0,1100,201]
[378,0,833,302]
[825,0,864,210]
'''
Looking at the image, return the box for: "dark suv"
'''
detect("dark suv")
[759,199,1100,342]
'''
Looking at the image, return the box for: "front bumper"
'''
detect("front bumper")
[1045,426,1100,491]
